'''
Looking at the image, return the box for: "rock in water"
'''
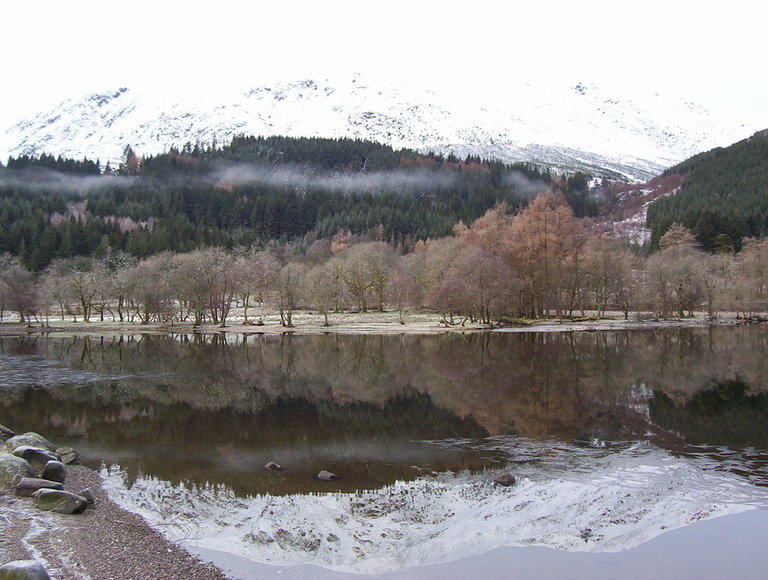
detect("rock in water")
[41,460,66,484]
[493,473,517,487]
[264,461,282,471]
[0,454,37,488]
[316,470,339,481]
[12,477,64,497]
[33,489,89,514]
[0,560,51,580]
[0,423,15,441]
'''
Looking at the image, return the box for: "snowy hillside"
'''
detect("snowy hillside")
[0,74,761,181]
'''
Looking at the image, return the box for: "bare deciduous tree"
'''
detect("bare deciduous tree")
[277,263,305,327]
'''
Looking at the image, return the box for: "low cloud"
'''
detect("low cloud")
[215,163,459,194]
[502,170,550,198]
[0,167,137,192]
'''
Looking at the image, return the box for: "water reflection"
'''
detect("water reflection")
[1,326,767,494]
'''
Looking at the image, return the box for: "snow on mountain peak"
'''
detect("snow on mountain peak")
[0,73,761,181]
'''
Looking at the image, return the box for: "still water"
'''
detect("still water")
[2,326,768,572]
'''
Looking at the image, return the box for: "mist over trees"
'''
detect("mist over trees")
[1,135,590,272]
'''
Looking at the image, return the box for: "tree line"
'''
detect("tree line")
[2,192,766,327]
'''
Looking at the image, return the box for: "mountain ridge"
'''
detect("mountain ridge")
[1,74,762,182]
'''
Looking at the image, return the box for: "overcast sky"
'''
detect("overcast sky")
[1,0,767,129]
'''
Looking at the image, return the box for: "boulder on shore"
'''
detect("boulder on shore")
[55,447,79,465]
[4,434,56,454]
[0,423,15,441]
[0,454,37,488]
[78,487,95,507]
[11,447,60,468]
[41,461,66,484]
[12,477,64,497]
[33,489,89,514]
[0,560,50,580]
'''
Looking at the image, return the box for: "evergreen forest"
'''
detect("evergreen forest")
[0,135,594,272]
[647,130,768,251]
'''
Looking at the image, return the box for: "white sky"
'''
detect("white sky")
[1,0,767,128]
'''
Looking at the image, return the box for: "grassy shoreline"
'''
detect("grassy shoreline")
[0,309,752,337]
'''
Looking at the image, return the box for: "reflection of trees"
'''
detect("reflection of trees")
[650,379,768,446]
[2,326,768,444]
[3,387,486,449]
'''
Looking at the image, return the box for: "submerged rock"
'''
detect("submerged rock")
[41,461,66,484]
[33,489,89,514]
[493,473,517,487]
[315,470,339,481]
[264,461,282,471]
[0,560,50,580]
[12,477,64,497]
[0,454,37,488]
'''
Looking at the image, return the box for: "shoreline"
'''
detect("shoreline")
[0,310,756,337]
[0,463,227,579]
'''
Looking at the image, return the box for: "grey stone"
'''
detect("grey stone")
[0,560,50,580]
[493,473,517,487]
[20,433,56,450]
[12,477,64,497]
[55,447,79,465]
[11,447,60,469]
[77,487,95,507]
[33,489,88,514]
[315,470,339,481]
[4,434,55,454]
[0,453,37,488]
[0,423,15,441]
[41,460,66,484]
[264,461,282,471]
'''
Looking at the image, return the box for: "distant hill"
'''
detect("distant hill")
[646,130,768,250]
[597,130,768,249]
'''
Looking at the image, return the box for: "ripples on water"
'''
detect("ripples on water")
[0,353,127,387]
[422,436,768,488]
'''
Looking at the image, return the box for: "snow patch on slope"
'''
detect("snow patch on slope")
[1,74,761,181]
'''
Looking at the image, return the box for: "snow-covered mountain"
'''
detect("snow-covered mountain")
[0,73,761,181]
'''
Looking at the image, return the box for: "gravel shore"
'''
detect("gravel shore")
[0,464,228,579]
